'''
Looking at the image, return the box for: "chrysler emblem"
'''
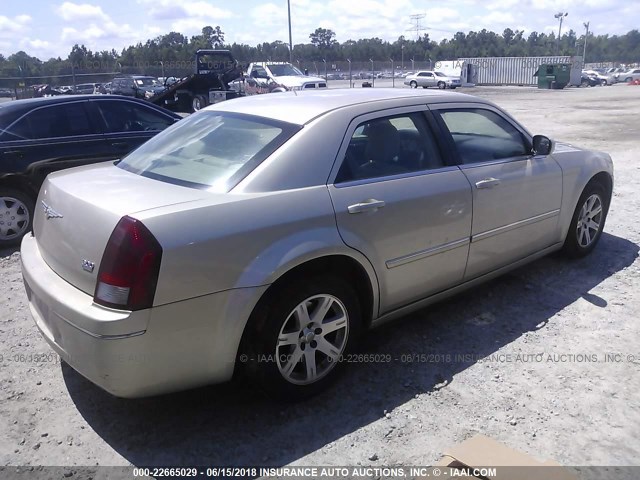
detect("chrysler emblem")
[41,201,63,220]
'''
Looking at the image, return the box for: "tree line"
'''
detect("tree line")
[1,26,639,80]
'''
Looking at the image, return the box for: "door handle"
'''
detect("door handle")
[348,199,386,214]
[475,178,501,189]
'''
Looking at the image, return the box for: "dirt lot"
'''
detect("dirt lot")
[1,85,639,477]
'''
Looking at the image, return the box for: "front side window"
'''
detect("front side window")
[118,111,301,191]
[96,100,175,133]
[6,103,93,140]
[438,108,529,164]
[336,112,444,183]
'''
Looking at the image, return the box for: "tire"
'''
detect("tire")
[625,77,632,83]
[0,188,34,248]
[240,275,362,400]
[437,81,446,89]
[601,80,608,86]
[191,95,207,112]
[562,181,609,258]
[409,80,417,88]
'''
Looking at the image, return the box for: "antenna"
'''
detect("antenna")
[407,14,426,40]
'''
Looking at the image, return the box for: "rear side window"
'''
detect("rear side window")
[437,108,529,164]
[118,111,301,192]
[96,100,175,133]
[5,102,93,140]
[336,112,444,183]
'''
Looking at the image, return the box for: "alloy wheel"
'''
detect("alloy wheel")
[0,196,30,241]
[276,294,349,385]
[576,193,603,248]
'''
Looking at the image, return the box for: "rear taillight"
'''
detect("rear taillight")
[94,216,163,311]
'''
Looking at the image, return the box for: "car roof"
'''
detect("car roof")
[0,94,181,118]
[209,88,479,125]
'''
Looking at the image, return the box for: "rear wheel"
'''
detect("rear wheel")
[562,181,609,258]
[0,188,34,248]
[240,275,361,400]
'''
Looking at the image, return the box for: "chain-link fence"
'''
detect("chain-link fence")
[0,57,444,99]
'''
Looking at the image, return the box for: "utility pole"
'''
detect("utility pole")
[582,21,590,65]
[407,14,426,40]
[287,0,293,63]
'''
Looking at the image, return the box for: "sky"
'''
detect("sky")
[0,0,638,60]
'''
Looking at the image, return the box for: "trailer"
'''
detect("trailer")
[149,50,244,113]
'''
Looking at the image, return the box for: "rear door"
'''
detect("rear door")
[0,100,110,189]
[91,98,177,156]
[417,72,435,87]
[431,103,563,279]
[328,107,472,314]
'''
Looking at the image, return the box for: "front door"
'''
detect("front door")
[432,105,563,279]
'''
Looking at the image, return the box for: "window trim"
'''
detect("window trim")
[328,105,452,187]
[428,102,534,167]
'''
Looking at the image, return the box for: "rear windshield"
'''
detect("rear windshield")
[117,111,301,192]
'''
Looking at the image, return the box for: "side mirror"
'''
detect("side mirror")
[532,135,553,156]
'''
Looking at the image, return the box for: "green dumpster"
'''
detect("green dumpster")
[534,63,571,89]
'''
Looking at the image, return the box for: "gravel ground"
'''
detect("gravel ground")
[1,84,639,477]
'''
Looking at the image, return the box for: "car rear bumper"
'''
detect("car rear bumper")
[21,233,268,398]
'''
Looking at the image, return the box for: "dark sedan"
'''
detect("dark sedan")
[0,95,181,246]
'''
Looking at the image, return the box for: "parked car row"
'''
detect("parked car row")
[0,95,181,246]
[581,67,640,86]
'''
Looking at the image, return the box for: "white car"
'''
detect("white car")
[583,70,616,86]
[404,71,461,89]
[615,68,640,83]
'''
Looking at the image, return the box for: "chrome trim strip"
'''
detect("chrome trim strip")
[472,210,560,243]
[374,242,564,327]
[386,237,470,269]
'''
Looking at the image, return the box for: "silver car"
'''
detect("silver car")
[21,89,613,399]
[404,71,461,89]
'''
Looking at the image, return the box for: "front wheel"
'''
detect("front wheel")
[191,95,207,112]
[437,81,446,89]
[240,275,361,400]
[0,188,34,248]
[562,181,609,258]
[409,80,417,88]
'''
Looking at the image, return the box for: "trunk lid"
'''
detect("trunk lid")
[34,162,210,297]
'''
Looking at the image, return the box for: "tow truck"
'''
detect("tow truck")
[148,49,244,112]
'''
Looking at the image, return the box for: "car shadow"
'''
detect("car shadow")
[0,246,19,257]
[63,232,638,467]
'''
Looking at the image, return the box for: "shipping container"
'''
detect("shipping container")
[449,56,583,86]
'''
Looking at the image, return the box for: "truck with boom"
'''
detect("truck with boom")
[148,49,244,112]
